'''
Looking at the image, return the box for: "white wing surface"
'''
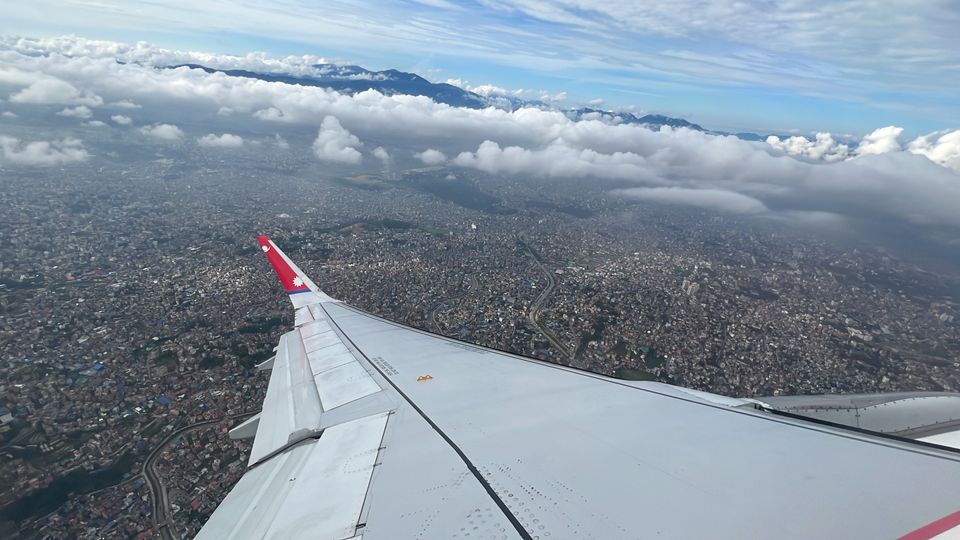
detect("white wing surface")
[196,236,960,540]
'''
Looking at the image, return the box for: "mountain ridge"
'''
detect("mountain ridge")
[167,62,773,140]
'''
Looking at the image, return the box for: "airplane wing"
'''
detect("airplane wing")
[196,236,960,540]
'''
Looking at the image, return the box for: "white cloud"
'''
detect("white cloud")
[0,135,89,166]
[2,111,18,118]
[616,187,768,214]
[56,105,93,119]
[414,148,446,165]
[855,126,903,156]
[540,91,567,102]
[470,84,520,97]
[766,132,849,162]
[86,120,106,127]
[0,35,332,82]
[273,133,289,149]
[0,3,957,123]
[8,77,103,106]
[372,146,391,162]
[111,114,132,125]
[312,115,362,164]
[108,99,140,109]
[586,98,605,106]
[197,133,244,147]
[452,139,658,182]
[372,146,395,177]
[908,130,960,173]
[217,106,234,116]
[767,126,960,173]
[254,107,285,121]
[1,35,959,232]
[140,123,184,140]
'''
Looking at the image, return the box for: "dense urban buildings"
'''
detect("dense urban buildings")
[1,140,958,538]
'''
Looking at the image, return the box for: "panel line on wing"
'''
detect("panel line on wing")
[318,302,535,540]
[197,412,389,540]
[330,304,960,462]
[296,312,383,413]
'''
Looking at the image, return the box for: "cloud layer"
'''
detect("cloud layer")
[2,1,958,132]
[0,35,958,233]
[768,126,960,173]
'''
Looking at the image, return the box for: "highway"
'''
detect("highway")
[518,236,575,365]
[143,412,255,540]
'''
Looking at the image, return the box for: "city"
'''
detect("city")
[1,137,957,537]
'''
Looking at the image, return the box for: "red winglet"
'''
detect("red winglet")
[257,235,311,295]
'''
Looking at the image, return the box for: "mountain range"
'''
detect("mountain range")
[168,63,770,140]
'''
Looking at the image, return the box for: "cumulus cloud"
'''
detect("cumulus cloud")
[414,148,447,165]
[139,123,184,140]
[2,111,18,118]
[1,35,959,233]
[109,99,141,109]
[446,79,522,98]
[616,187,768,214]
[86,120,106,127]
[855,126,903,156]
[908,130,960,173]
[3,35,330,78]
[111,114,132,125]
[372,146,395,177]
[446,78,570,106]
[56,105,93,119]
[0,135,89,166]
[453,139,658,182]
[766,132,849,162]
[372,146,391,162]
[471,84,519,97]
[540,91,568,103]
[312,115,362,164]
[197,133,244,147]
[273,134,289,149]
[453,130,960,227]
[769,126,960,174]
[8,78,103,106]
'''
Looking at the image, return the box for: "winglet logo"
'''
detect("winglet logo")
[257,235,311,294]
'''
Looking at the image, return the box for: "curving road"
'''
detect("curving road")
[518,237,575,364]
[429,273,478,333]
[143,412,255,540]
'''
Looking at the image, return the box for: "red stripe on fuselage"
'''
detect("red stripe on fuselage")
[900,510,960,540]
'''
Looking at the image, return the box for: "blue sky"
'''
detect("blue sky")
[3,0,958,136]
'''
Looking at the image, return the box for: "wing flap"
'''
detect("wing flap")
[315,361,382,410]
[299,317,380,410]
[197,412,388,540]
[248,311,384,466]
[249,329,324,465]
[294,306,315,327]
